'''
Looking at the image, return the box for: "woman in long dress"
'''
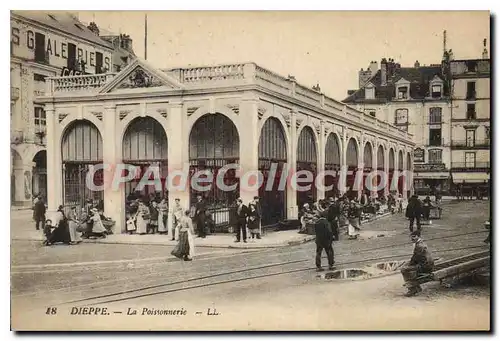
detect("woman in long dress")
[136,201,150,235]
[45,206,71,245]
[247,203,260,239]
[171,210,195,261]
[157,198,168,234]
[67,206,82,244]
[89,208,107,238]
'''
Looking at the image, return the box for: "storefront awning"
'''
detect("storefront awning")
[414,172,450,179]
[452,172,490,184]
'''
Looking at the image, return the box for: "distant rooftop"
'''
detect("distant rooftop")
[11,10,113,50]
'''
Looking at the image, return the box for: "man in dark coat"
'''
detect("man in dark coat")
[401,232,435,296]
[406,195,422,234]
[253,196,262,239]
[327,197,340,241]
[315,210,335,272]
[234,198,249,243]
[194,195,207,238]
[33,195,46,230]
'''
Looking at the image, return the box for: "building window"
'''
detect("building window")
[33,73,46,82]
[365,87,375,100]
[467,103,476,120]
[429,107,442,124]
[394,108,408,124]
[397,86,408,99]
[34,107,46,129]
[369,111,376,117]
[431,84,442,98]
[429,127,442,146]
[466,129,476,147]
[466,82,476,100]
[428,149,442,164]
[465,152,476,168]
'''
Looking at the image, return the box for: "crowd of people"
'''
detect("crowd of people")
[32,195,115,246]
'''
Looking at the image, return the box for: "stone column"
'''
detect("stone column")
[103,103,124,232]
[45,104,62,212]
[339,127,347,196]
[238,93,260,205]
[384,147,390,197]
[167,101,189,240]
[286,110,298,219]
[12,161,35,205]
[356,136,363,200]
[372,142,378,199]
[317,121,325,200]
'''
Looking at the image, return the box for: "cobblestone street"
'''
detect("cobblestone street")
[11,199,490,330]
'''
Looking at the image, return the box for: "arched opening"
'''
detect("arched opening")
[122,117,168,204]
[32,150,47,199]
[297,127,317,209]
[363,142,373,197]
[258,117,287,225]
[189,113,239,230]
[377,146,385,198]
[62,120,103,210]
[397,150,404,195]
[325,133,341,199]
[388,148,395,194]
[11,150,22,204]
[346,138,359,199]
[406,152,412,198]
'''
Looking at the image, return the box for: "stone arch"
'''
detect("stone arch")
[122,116,169,201]
[398,150,404,171]
[186,105,242,142]
[325,133,341,167]
[59,113,104,149]
[296,125,318,207]
[258,116,288,225]
[377,145,385,170]
[189,112,240,207]
[363,141,374,169]
[119,110,169,146]
[406,152,412,171]
[258,112,291,157]
[61,119,104,208]
[388,148,395,170]
[346,137,359,167]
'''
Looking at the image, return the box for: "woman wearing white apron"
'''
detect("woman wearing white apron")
[67,206,82,244]
[136,202,150,235]
[157,198,168,234]
[90,208,107,238]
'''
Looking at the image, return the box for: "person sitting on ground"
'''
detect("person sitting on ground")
[401,231,434,297]
[314,209,335,272]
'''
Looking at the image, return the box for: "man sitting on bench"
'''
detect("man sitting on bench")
[401,231,435,296]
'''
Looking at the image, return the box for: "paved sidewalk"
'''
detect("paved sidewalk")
[11,208,394,248]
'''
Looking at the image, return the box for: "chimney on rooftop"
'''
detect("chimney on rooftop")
[482,38,489,59]
[380,58,388,86]
[414,60,420,68]
[369,60,378,74]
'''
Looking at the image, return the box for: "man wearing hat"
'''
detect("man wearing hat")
[401,231,435,296]
[314,209,335,271]
[327,197,340,241]
[253,196,262,239]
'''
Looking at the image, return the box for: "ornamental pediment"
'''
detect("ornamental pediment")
[99,59,184,93]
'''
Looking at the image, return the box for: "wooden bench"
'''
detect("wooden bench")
[408,251,490,286]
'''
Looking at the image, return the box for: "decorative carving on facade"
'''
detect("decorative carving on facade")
[226,104,240,115]
[58,113,69,123]
[90,111,103,121]
[281,113,291,127]
[156,108,168,119]
[296,119,303,129]
[186,107,199,116]
[119,110,131,120]
[116,66,165,89]
[257,106,266,120]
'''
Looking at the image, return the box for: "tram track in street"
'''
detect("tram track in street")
[50,228,487,307]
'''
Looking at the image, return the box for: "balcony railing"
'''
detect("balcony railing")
[426,138,445,147]
[451,139,490,148]
[43,62,415,143]
[466,91,476,100]
[451,162,490,170]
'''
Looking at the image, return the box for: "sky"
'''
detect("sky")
[77,11,490,100]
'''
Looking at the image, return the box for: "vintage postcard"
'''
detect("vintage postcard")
[10,10,491,331]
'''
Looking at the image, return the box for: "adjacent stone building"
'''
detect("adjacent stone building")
[10,11,135,206]
[343,41,490,196]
